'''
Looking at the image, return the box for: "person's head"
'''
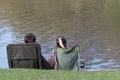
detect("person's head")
[56,36,67,48]
[24,33,36,43]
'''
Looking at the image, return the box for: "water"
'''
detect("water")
[0,0,120,70]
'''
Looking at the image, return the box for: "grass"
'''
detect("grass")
[0,69,120,80]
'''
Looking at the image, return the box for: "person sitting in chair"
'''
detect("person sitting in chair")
[48,36,85,70]
[7,33,51,69]
[23,33,51,69]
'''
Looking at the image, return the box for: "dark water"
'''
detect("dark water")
[0,0,120,71]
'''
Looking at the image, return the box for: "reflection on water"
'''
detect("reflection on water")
[0,27,15,68]
[0,0,120,70]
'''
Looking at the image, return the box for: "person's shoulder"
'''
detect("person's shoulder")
[54,47,63,53]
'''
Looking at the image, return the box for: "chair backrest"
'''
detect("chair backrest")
[55,46,80,70]
[7,43,42,69]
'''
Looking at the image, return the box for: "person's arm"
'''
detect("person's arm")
[48,49,56,69]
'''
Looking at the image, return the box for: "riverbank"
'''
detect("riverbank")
[0,69,119,80]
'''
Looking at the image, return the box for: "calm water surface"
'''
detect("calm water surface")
[0,0,120,70]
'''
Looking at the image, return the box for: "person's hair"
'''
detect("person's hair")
[24,33,36,43]
[56,36,67,48]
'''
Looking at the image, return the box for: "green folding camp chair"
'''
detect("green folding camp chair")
[7,43,50,69]
[55,46,84,71]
